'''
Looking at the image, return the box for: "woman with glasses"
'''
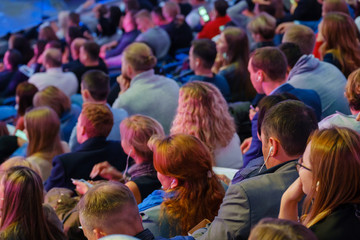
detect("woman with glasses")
[279,127,360,240]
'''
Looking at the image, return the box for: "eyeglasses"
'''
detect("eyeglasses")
[296,157,312,172]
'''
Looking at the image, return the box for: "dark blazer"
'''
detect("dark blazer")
[44,137,127,192]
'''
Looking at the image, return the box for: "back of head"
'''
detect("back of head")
[0,156,41,177]
[33,86,71,117]
[120,114,165,162]
[214,0,229,17]
[67,26,83,45]
[25,107,62,158]
[135,9,152,22]
[261,100,318,156]
[322,0,349,16]
[6,49,22,70]
[82,41,100,62]
[70,38,86,60]
[80,103,114,138]
[123,42,157,71]
[222,27,249,65]
[345,68,360,111]
[78,182,140,237]
[191,39,217,69]
[163,2,180,21]
[44,48,62,68]
[16,82,38,116]
[8,34,33,64]
[278,42,303,69]
[304,127,360,226]
[39,26,58,42]
[249,218,318,240]
[69,12,80,26]
[282,25,315,55]
[251,47,287,82]
[171,81,235,151]
[81,70,110,101]
[247,12,276,40]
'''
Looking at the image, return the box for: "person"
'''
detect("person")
[188,39,231,101]
[134,10,171,59]
[0,156,41,175]
[248,218,317,240]
[243,46,321,166]
[319,68,360,133]
[197,0,231,39]
[171,81,243,169]
[186,0,212,30]
[193,100,318,240]
[69,70,128,151]
[8,34,34,65]
[112,42,179,134]
[25,107,69,181]
[44,103,127,192]
[14,82,38,131]
[151,6,168,26]
[77,181,194,240]
[62,37,87,73]
[38,26,59,42]
[33,86,81,142]
[279,127,360,239]
[0,166,66,240]
[319,12,360,77]
[282,24,350,118]
[80,114,164,204]
[247,12,276,51]
[143,134,225,237]
[213,27,256,103]
[28,48,78,97]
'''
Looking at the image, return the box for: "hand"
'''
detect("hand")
[72,179,90,195]
[240,137,252,154]
[275,22,295,34]
[90,161,123,181]
[282,177,304,204]
[117,74,131,94]
[249,106,258,121]
[356,113,360,121]
[217,174,231,186]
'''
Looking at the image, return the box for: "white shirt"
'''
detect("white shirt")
[29,67,78,97]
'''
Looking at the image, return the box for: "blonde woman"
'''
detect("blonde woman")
[171,81,243,169]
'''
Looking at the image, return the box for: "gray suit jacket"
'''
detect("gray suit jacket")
[194,160,298,240]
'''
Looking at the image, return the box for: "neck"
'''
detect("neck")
[195,68,213,78]
[83,59,99,67]
[263,79,286,95]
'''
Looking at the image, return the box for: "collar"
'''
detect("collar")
[134,228,155,240]
[131,69,155,87]
[258,159,298,176]
[75,137,108,152]
[46,67,63,74]
[269,83,293,95]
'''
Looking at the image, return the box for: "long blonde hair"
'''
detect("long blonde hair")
[171,81,235,154]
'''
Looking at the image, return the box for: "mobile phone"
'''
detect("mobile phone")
[15,129,28,142]
[71,178,93,188]
[198,6,210,22]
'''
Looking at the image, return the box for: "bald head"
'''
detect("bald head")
[44,48,62,68]
[282,25,315,55]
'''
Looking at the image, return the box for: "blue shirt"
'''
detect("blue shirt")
[189,74,231,102]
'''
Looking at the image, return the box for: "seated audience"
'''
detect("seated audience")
[197,0,230,39]
[319,68,360,133]
[247,12,276,51]
[69,70,128,151]
[282,24,350,118]
[38,26,59,42]
[78,181,193,240]
[279,127,360,239]
[151,6,168,26]
[0,166,66,240]
[112,42,179,134]
[44,103,127,192]
[193,100,318,240]
[186,0,212,30]
[143,134,225,237]
[171,81,243,169]
[319,12,360,77]
[25,107,69,181]
[134,10,171,59]
[28,48,78,97]
[62,37,87,72]
[0,156,41,175]
[67,11,92,37]
[8,34,34,65]
[249,218,317,240]
[213,27,256,102]
[161,2,193,56]
[188,39,230,101]
[171,0,192,17]
[33,86,81,142]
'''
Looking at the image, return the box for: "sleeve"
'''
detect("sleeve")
[44,157,66,192]
[194,183,252,240]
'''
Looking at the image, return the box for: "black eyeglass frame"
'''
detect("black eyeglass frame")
[296,157,312,172]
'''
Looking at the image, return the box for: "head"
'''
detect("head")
[247,12,276,42]
[260,100,318,169]
[80,41,100,65]
[43,48,62,69]
[301,128,360,227]
[3,49,22,71]
[38,26,58,42]
[77,103,113,144]
[8,34,33,64]
[122,42,157,79]
[78,182,143,240]
[120,115,164,163]
[33,86,71,117]
[189,39,217,72]
[81,70,110,103]
[25,107,63,161]
[214,0,228,17]
[151,7,166,26]
[278,42,303,70]
[171,81,235,153]
[16,82,38,116]
[122,10,138,32]
[282,25,315,55]
[0,157,41,176]
[134,10,154,32]
[249,218,317,240]
[248,47,288,94]
[66,26,83,45]
[322,0,349,17]
[70,38,87,60]
[33,40,47,58]
[68,12,80,26]
[162,2,180,22]
[148,134,224,234]
[345,69,360,114]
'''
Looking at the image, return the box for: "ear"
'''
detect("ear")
[170,178,178,189]
[82,89,91,101]
[127,63,134,77]
[195,57,201,68]
[268,137,280,157]
[93,228,106,239]
[256,70,265,82]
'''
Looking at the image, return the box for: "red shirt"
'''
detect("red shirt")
[197,15,231,39]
